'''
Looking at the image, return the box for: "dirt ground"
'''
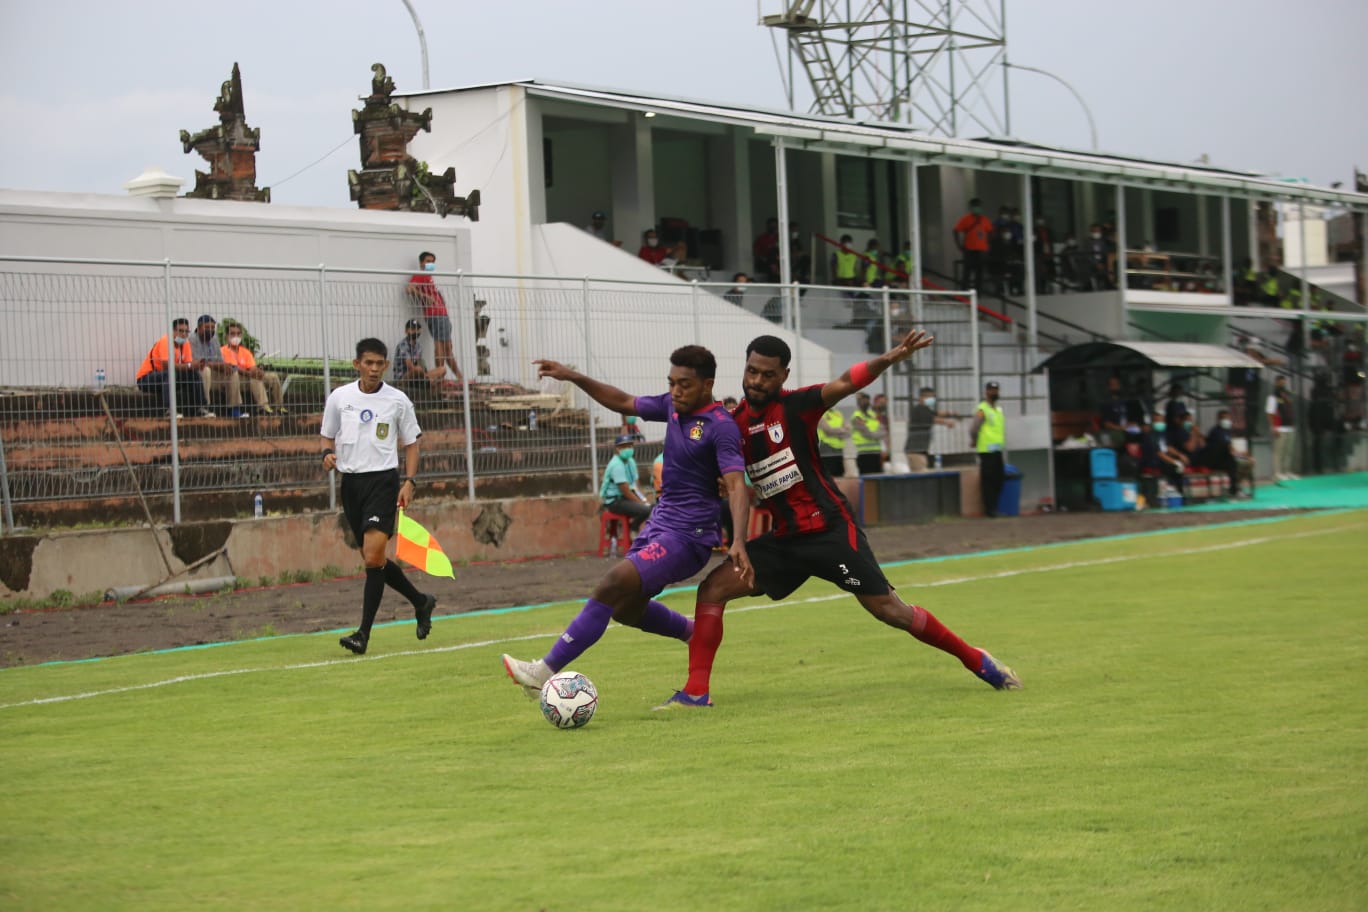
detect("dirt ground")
[0,508,1292,668]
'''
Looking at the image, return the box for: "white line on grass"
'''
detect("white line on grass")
[1,521,1357,711]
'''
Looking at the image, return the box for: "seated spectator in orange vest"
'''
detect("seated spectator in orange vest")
[219,319,286,416]
[189,315,239,414]
[135,317,211,416]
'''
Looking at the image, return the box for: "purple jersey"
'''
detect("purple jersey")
[634,392,745,542]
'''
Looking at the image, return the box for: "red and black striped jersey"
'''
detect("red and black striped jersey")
[735,384,859,537]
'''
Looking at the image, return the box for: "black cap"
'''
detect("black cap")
[592,210,606,219]
[405,318,422,330]
[986,380,1000,390]
[614,434,635,446]
[197,314,215,326]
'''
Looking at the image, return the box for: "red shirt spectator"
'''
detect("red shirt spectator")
[638,229,668,265]
[953,209,993,252]
[407,252,448,317]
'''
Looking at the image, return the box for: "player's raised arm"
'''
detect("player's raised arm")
[820,328,934,409]
[534,359,638,415]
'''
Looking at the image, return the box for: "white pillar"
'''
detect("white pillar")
[1114,184,1128,292]
[1022,172,1038,346]
[1220,195,1233,298]
[906,160,921,291]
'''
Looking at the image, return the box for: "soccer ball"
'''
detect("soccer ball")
[539,670,598,729]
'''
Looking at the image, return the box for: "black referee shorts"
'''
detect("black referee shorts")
[340,469,400,544]
[746,520,890,600]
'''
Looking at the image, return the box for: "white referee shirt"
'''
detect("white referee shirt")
[321,381,422,473]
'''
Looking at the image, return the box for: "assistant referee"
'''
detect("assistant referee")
[321,337,435,654]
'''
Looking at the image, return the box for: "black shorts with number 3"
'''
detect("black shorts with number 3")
[341,469,400,544]
[745,520,890,600]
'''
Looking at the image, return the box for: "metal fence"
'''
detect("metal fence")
[0,255,1029,530]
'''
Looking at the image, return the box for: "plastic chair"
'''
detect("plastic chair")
[598,510,633,557]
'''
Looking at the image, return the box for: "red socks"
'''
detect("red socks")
[684,602,725,696]
[909,604,981,671]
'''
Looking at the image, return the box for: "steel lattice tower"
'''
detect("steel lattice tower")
[762,1,1010,137]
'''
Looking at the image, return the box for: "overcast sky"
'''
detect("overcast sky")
[1,0,1364,208]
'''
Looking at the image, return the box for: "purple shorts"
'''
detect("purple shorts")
[625,526,716,598]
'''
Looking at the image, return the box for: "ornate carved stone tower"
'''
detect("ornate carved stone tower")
[179,63,270,202]
[347,63,480,220]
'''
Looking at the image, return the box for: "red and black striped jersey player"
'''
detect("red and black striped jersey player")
[655,329,1022,709]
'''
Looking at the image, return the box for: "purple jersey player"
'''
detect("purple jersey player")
[501,345,753,698]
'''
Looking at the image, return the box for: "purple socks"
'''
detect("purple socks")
[543,598,693,671]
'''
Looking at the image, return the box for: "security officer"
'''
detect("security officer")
[971,380,1007,517]
[850,392,884,475]
[831,235,859,287]
[817,407,849,477]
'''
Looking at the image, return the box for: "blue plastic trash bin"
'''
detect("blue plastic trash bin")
[996,464,1023,517]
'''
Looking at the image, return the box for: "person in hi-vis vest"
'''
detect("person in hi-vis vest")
[831,234,859,287]
[851,392,885,475]
[971,380,1006,517]
[817,407,849,477]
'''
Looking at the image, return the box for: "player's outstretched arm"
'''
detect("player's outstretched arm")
[820,328,934,408]
[533,359,637,414]
[721,471,754,587]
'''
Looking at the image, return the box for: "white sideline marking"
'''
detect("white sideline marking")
[1,523,1356,711]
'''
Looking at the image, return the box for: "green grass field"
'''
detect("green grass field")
[2,510,1365,911]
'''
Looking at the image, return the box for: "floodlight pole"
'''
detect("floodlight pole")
[1005,62,1098,151]
[399,0,431,90]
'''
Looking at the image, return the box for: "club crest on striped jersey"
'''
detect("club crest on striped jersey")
[768,423,784,443]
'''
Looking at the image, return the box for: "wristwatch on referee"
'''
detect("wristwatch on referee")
[401,476,418,489]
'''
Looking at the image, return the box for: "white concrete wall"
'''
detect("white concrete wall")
[0,190,473,388]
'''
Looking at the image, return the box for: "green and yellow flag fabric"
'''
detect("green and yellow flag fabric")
[395,510,455,578]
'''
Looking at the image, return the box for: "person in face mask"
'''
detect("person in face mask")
[970,381,1007,516]
[638,228,669,265]
[600,434,652,531]
[904,386,958,471]
[406,251,460,382]
[219,319,285,415]
[1196,408,1244,498]
[1140,410,1188,497]
[135,316,211,417]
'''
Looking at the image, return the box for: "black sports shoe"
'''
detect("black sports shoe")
[339,630,369,654]
[415,594,435,640]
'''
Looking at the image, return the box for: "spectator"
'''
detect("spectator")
[862,238,887,288]
[135,317,211,417]
[1267,374,1297,481]
[600,434,652,532]
[723,396,738,411]
[830,234,860,287]
[850,391,884,475]
[406,251,461,381]
[1087,223,1114,289]
[1163,382,1189,433]
[1197,409,1243,497]
[753,217,780,281]
[986,224,1023,296]
[1258,264,1281,307]
[893,239,915,286]
[637,228,668,266]
[392,318,446,399]
[816,407,848,477]
[724,272,750,307]
[1033,216,1054,293]
[1098,374,1127,447]
[585,210,610,242]
[1141,410,1188,494]
[904,386,956,471]
[971,380,1006,517]
[220,319,285,415]
[1309,371,1340,474]
[787,221,812,284]
[952,198,993,291]
[190,315,238,415]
